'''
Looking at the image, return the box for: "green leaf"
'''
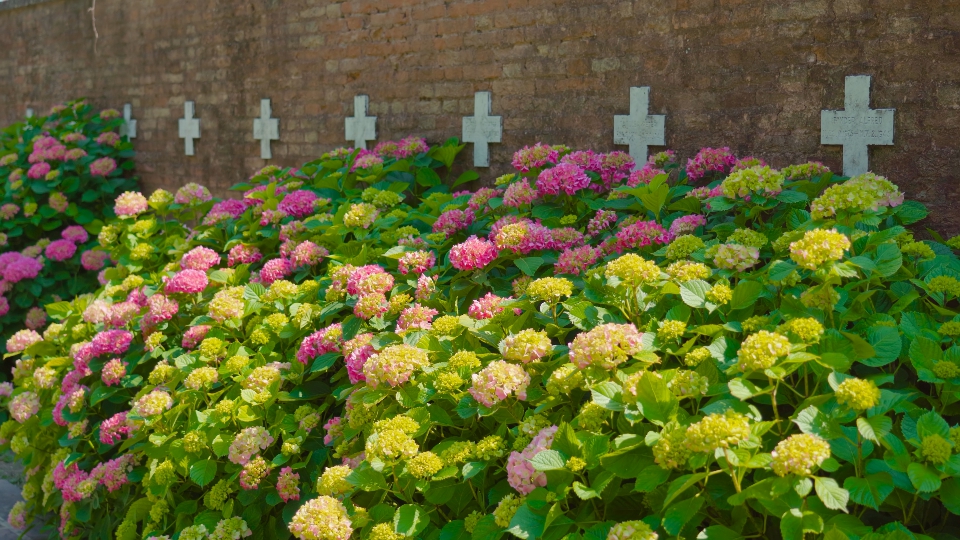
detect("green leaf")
[916,410,950,439]
[347,463,388,491]
[633,465,671,493]
[633,371,678,426]
[531,450,567,471]
[310,352,339,373]
[188,459,217,487]
[862,326,902,367]
[814,477,849,511]
[663,497,704,535]
[507,504,546,540]
[515,257,545,277]
[696,526,742,540]
[768,260,798,282]
[452,170,479,188]
[907,462,942,492]
[775,190,808,203]
[856,416,892,443]
[843,473,893,510]
[591,382,624,412]
[873,243,902,277]
[664,473,708,508]
[729,280,763,311]
[940,478,960,515]
[394,504,429,537]
[679,280,711,308]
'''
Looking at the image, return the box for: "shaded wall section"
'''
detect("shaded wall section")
[1,0,960,231]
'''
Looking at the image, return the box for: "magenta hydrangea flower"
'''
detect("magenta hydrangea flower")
[512,143,560,172]
[346,265,394,296]
[45,239,77,261]
[297,324,343,365]
[0,204,19,220]
[260,258,293,285]
[52,461,91,503]
[627,166,666,187]
[277,467,301,502]
[7,329,42,353]
[290,241,328,269]
[0,297,9,318]
[81,249,109,271]
[395,136,430,158]
[165,269,209,294]
[373,141,399,158]
[492,220,555,255]
[182,325,211,349]
[174,182,213,205]
[536,163,590,196]
[62,225,89,244]
[561,150,602,172]
[101,358,127,386]
[555,245,600,275]
[114,191,148,217]
[598,151,635,189]
[90,454,137,492]
[612,220,672,253]
[396,304,439,333]
[203,199,251,225]
[351,150,384,171]
[507,426,558,494]
[502,178,538,207]
[91,329,134,356]
[398,250,436,275]
[668,214,707,237]
[467,188,501,213]
[469,292,507,319]
[686,147,737,182]
[181,246,221,271]
[228,244,262,267]
[354,293,388,320]
[1,254,42,283]
[89,157,117,177]
[96,132,121,147]
[99,412,134,445]
[278,190,319,218]
[344,334,375,384]
[27,162,51,179]
[432,209,474,237]
[144,294,179,325]
[29,136,66,162]
[450,236,498,271]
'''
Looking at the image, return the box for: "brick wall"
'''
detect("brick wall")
[1,0,960,232]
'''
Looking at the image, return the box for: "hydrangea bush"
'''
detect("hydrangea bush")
[0,100,137,351]
[3,136,960,540]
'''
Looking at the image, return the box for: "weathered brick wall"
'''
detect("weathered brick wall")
[1,0,959,231]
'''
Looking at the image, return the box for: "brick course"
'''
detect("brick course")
[1,0,959,231]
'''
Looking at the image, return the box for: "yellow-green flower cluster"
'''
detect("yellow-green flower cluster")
[607,520,658,540]
[440,441,476,465]
[920,435,953,466]
[499,329,553,364]
[665,260,711,282]
[316,465,353,496]
[928,276,960,297]
[525,277,573,304]
[789,228,850,270]
[779,317,824,342]
[363,344,430,388]
[720,165,785,199]
[741,315,770,333]
[365,428,418,461]
[770,434,831,476]
[728,228,769,248]
[835,377,881,412]
[657,320,687,341]
[493,495,524,527]
[343,202,379,229]
[448,350,481,370]
[183,431,206,453]
[546,364,584,395]
[209,286,245,322]
[475,435,506,460]
[940,322,960,337]
[706,283,732,304]
[653,423,691,470]
[668,370,709,397]
[369,523,403,540]
[737,330,790,371]
[577,402,608,432]
[263,280,298,301]
[288,496,352,540]
[685,410,751,452]
[810,173,903,219]
[184,366,218,390]
[606,254,661,286]
[684,347,713,367]
[665,235,706,260]
[934,362,960,379]
[407,451,444,479]
[199,337,225,359]
[432,315,460,335]
[800,286,840,311]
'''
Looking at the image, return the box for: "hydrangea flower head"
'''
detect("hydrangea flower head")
[771,433,831,476]
[536,163,590,196]
[469,360,530,407]
[450,236,498,271]
[569,323,643,369]
[789,228,851,270]
[114,191,148,217]
[500,329,552,364]
[181,246,221,271]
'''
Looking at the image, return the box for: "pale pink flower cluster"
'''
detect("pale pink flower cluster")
[500,329,553,364]
[288,496,352,540]
[24,306,47,330]
[90,454,137,492]
[503,178,538,207]
[587,210,617,236]
[396,304,439,333]
[686,147,737,182]
[469,292,507,319]
[291,241,328,268]
[143,294,179,328]
[174,182,213,205]
[536,163,590,196]
[114,191,148,217]
[27,162,51,179]
[229,426,275,465]
[278,190,319,218]
[7,329,42,353]
[49,192,69,212]
[668,214,707,237]
[346,265,394,296]
[450,236,498,271]
[62,225,89,244]
[101,358,127,386]
[89,157,117,177]
[45,239,77,261]
[323,417,343,445]
[29,136,66,162]
[469,360,530,407]
[100,411,134,445]
[133,390,172,418]
[0,204,18,220]
[277,467,301,502]
[228,244,263,266]
[362,344,430,388]
[354,294,387,320]
[0,252,42,283]
[182,325,211,349]
[569,323,644,370]
[9,392,40,423]
[90,329,134,356]
[711,243,760,272]
[416,274,437,301]
[344,334,375,384]
[351,149,384,170]
[181,246,221,271]
[507,425,558,494]
[261,258,293,285]
[297,324,343,365]
[512,143,560,172]
[432,208,474,237]
[81,249,109,271]
[96,132,121,147]
[467,188,500,213]
[561,149,602,172]
[555,245,600,275]
[398,250,436,275]
[165,269,209,294]
[373,141,400,158]
[627,166,666,187]
[108,301,140,328]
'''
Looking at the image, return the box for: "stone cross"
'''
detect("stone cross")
[25,108,34,119]
[253,98,280,160]
[613,86,666,169]
[462,91,502,167]
[119,103,137,139]
[344,95,377,150]
[178,101,201,156]
[821,75,894,177]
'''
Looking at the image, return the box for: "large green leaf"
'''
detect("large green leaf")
[844,473,894,510]
[814,477,849,511]
[394,504,429,537]
[188,459,217,487]
[633,372,678,426]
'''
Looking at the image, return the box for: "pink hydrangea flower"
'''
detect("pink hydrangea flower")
[27,162,51,179]
[467,188,501,213]
[502,178,538,207]
[165,269,209,294]
[612,220,672,253]
[598,151,635,189]
[203,199,251,225]
[507,426,558,494]
[469,292,507,319]
[182,325,211,349]
[9,392,40,423]
[99,412,134,445]
[432,209,474,237]
[145,294,179,324]
[228,244,262,266]
[45,239,77,261]
[536,163,590,196]
[373,141,399,158]
[52,461,91,503]
[297,324,343,365]
[277,467,301,502]
[114,192,148,217]
[278,190,319,218]
[668,214,707,237]
[555,245,600,275]
[24,306,46,330]
[229,426,274,465]
[351,150,384,170]
[344,334,375,384]
[346,265,394,296]
[181,246,221,271]
[492,220,555,255]
[89,157,117,177]
[90,454,137,492]
[1,254,42,283]
[260,258,292,285]
[108,301,140,328]
[416,274,437,302]
[96,132,121,147]
[396,304,438,333]
[49,192,69,212]
[174,183,212,205]
[561,150,602,172]
[28,136,66,162]
[469,360,530,407]
[398,250,436,275]
[62,225,89,244]
[7,329,42,353]
[101,358,127,386]
[450,236,498,271]
[81,249,109,271]
[290,241,328,268]
[395,136,429,158]
[0,204,18,220]
[91,329,133,356]
[64,148,87,161]
[512,143,560,172]
[354,293,388,320]
[686,147,737,182]
[323,416,344,445]
[627,166,666,187]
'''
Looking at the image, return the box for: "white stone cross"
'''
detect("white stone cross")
[344,95,377,150]
[253,98,280,160]
[613,87,666,169]
[119,103,137,139]
[462,91,502,167]
[178,101,201,156]
[25,108,34,119]
[821,75,894,177]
